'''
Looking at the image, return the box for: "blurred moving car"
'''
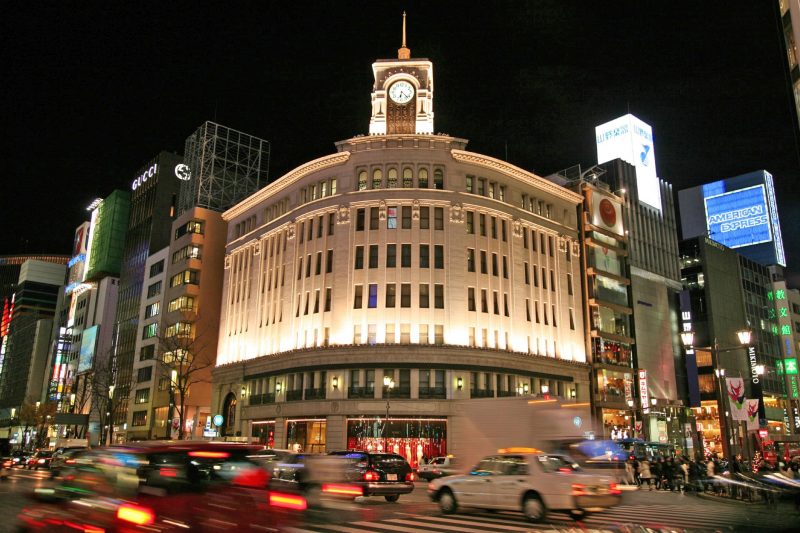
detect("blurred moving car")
[49,448,88,479]
[8,450,31,468]
[247,447,294,473]
[428,448,622,522]
[418,456,458,480]
[26,450,54,470]
[327,451,415,502]
[17,441,307,532]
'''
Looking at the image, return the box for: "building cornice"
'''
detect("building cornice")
[451,150,584,204]
[223,152,351,221]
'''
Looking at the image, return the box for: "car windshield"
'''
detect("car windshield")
[431,457,446,465]
[536,455,581,473]
[372,455,406,468]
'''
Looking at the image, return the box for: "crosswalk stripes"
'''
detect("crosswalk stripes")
[284,502,795,533]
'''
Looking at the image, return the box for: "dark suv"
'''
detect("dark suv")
[17,442,306,532]
[328,451,415,502]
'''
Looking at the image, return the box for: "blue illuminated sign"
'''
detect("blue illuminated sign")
[704,185,771,249]
[77,325,99,373]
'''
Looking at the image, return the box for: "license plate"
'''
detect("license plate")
[387,474,397,481]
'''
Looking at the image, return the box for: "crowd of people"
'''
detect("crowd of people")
[621,453,800,509]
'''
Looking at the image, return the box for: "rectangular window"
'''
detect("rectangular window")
[307,219,313,241]
[328,213,335,236]
[569,308,575,330]
[491,217,497,239]
[501,220,507,241]
[386,244,397,267]
[385,324,395,343]
[400,324,411,344]
[493,292,500,315]
[542,267,547,290]
[479,214,486,236]
[434,245,444,269]
[144,302,160,319]
[478,178,485,196]
[492,253,498,276]
[299,221,304,243]
[354,246,364,269]
[315,251,322,275]
[502,256,508,278]
[132,410,148,427]
[533,267,539,287]
[137,366,152,383]
[567,273,573,295]
[401,283,411,307]
[401,244,412,267]
[314,290,320,313]
[134,388,149,404]
[419,284,430,308]
[434,325,444,344]
[419,324,429,344]
[523,230,529,249]
[552,305,557,327]
[524,262,530,284]
[548,236,554,257]
[354,285,363,309]
[149,260,164,277]
[324,287,332,312]
[434,284,444,309]
[139,344,155,361]
[368,284,378,308]
[466,175,474,193]
[317,215,323,238]
[369,245,379,268]
[434,170,443,190]
[386,284,396,307]
[370,207,379,230]
[170,269,199,287]
[356,208,365,231]
[402,206,412,229]
[480,251,487,274]
[526,299,531,321]
[540,233,545,252]
[420,244,430,268]
[142,322,158,339]
[466,211,474,234]
[306,254,312,277]
[468,287,476,311]
[434,207,444,230]
[481,289,488,313]
[147,281,162,298]
[503,293,509,317]
[326,249,333,273]
[420,207,430,229]
[467,248,475,272]
[387,206,398,229]
[550,270,555,291]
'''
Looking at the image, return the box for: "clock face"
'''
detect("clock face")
[389,80,415,104]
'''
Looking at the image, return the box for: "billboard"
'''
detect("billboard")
[596,114,662,212]
[704,185,771,249]
[590,192,624,236]
[77,325,99,373]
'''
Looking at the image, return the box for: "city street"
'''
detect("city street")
[2,471,799,533]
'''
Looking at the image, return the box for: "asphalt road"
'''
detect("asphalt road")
[2,471,799,533]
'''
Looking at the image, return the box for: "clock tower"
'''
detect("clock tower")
[368,13,434,135]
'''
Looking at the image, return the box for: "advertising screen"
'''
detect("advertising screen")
[595,114,662,212]
[704,185,771,249]
[77,325,99,373]
[590,192,624,236]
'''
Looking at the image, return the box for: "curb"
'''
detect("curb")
[695,491,764,506]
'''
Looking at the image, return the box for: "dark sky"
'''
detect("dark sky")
[2,2,798,279]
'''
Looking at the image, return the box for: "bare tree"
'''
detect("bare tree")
[155,311,216,440]
[88,351,125,445]
[18,399,57,449]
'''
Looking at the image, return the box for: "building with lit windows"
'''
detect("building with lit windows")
[212,36,591,468]
[778,0,800,130]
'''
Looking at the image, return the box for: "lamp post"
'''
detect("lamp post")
[383,375,395,453]
[681,328,751,459]
[107,384,115,445]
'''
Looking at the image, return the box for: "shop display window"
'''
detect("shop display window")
[346,417,446,469]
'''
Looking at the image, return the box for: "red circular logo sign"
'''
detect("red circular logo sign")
[599,198,617,227]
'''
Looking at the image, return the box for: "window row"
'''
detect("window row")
[520,227,558,258]
[233,215,257,239]
[172,244,201,264]
[356,205,444,231]
[264,197,290,224]
[356,244,443,269]
[356,166,444,191]
[295,288,334,316]
[149,259,164,278]
[354,323,445,345]
[175,219,203,240]
[298,213,336,243]
[170,269,200,288]
[299,178,337,204]
[465,175,507,202]
[297,250,334,279]
[354,283,445,309]
[519,194,555,220]
[465,211,508,241]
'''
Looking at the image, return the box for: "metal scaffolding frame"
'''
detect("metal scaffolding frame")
[179,122,270,214]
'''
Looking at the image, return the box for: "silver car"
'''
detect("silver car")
[428,449,622,522]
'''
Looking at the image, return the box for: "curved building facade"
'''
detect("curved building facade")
[212,41,591,467]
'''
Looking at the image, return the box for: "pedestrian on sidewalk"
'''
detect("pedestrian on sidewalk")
[638,459,653,490]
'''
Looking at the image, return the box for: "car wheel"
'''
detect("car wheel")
[438,488,458,514]
[569,509,586,521]
[523,494,546,523]
[384,494,400,503]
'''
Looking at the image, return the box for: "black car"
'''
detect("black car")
[328,451,415,502]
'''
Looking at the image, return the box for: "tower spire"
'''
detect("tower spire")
[398,11,410,59]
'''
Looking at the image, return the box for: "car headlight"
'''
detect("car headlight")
[38,459,46,464]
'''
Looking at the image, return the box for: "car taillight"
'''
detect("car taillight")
[37,459,46,464]
[609,483,622,495]
[405,472,415,482]
[363,470,379,481]
[322,483,363,496]
[269,492,307,510]
[571,483,587,496]
[65,459,77,464]
[117,504,155,526]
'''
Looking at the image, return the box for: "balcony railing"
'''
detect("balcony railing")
[418,386,446,399]
[470,389,495,398]
[385,386,411,399]
[249,393,275,405]
[348,386,375,399]
[286,389,303,401]
[304,387,326,400]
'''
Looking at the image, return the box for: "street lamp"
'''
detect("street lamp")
[681,329,751,459]
[107,384,115,445]
[383,375,395,452]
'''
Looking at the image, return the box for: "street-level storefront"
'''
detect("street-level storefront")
[286,418,326,453]
[346,417,446,469]
[693,400,723,457]
[251,419,275,447]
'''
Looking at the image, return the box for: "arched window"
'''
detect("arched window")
[434,168,444,190]
[372,169,383,189]
[358,171,368,191]
[387,168,398,188]
[222,392,237,436]
[403,168,413,188]
[418,168,429,188]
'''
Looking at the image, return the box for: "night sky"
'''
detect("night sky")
[2,2,798,280]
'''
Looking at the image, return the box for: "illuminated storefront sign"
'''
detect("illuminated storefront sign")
[785,358,798,375]
[749,346,760,385]
[174,163,191,181]
[131,163,158,191]
[638,369,649,408]
[590,193,624,236]
[704,185,771,248]
[596,114,662,212]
